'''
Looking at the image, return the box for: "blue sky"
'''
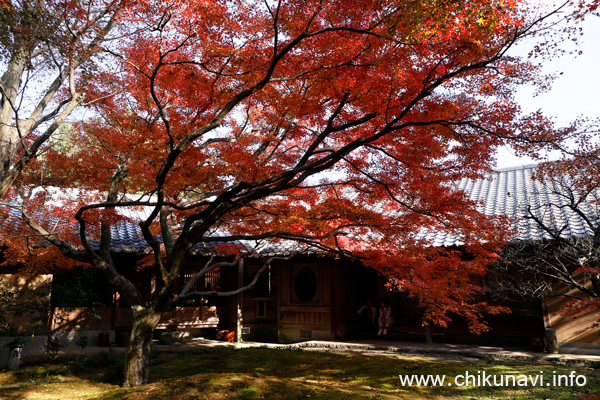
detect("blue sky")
[495,6,600,169]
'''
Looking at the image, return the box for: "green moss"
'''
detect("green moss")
[0,348,598,400]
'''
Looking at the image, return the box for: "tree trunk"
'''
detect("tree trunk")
[123,306,162,387]
[0,53,27,181]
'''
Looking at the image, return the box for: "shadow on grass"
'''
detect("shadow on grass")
[0,362,115,400]
[2,348,599,400]
[90,348,600,400]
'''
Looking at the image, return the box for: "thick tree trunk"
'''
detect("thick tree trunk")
[0,53,27,181]
[123,306,162,387]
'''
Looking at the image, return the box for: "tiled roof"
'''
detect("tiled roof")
[417,164,599,246]
[106,222,149,252]
[239,239,324,257]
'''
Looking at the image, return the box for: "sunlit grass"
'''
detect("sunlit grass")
[0,347,598,399]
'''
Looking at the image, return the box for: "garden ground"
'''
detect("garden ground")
[1,340,599,400]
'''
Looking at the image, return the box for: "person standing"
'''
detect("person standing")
[357,299,377,330]
[378,299,393,336]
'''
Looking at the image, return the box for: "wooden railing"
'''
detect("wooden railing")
[50,306,219,330]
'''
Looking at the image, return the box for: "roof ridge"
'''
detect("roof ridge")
[493,162,540,173]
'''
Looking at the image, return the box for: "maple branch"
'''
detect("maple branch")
[304,17,386,39]
[0,202,83,261]
[141,25,336,232]
[272,51,516,188]
[494,241,598,299]
[133,4,420,238]
[98,163,129,260]
[303,0,324,34]
[176,255,239,299]
[138,204,170,286]
[457,120,575,151]
[198,231,357,260]
[341,156,448,221]
[0,200,145,305]
[364,143,457,173]
[295,91,351,168]
[172,255,291,304]
[263,0,282,56]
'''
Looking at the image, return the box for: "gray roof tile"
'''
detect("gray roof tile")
[427,164,599,246]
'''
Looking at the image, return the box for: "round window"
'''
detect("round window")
[294,267,318,302]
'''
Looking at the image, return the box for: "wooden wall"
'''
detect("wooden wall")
[278,259,334,342]
[0,273,52,334]
[50,305,219,331]
[544,277,600,348]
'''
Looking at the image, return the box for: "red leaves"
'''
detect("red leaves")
[560,298,600,325]
[360,235,509,333]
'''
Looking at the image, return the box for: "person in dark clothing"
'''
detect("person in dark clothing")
[357,299,377,330]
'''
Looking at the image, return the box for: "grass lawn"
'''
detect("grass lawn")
[0,347,599,399]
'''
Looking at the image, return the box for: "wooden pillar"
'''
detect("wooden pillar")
[425,321,432,345]
[235,258,244,342]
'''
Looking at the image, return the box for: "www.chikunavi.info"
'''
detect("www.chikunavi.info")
[399,370,588,387]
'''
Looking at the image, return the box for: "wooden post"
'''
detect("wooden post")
[425,322,432,345]
[545,328,559,353]
[235,258,244,343]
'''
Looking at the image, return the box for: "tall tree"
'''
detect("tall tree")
[1,0,596,387]
[0,0,126,196]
